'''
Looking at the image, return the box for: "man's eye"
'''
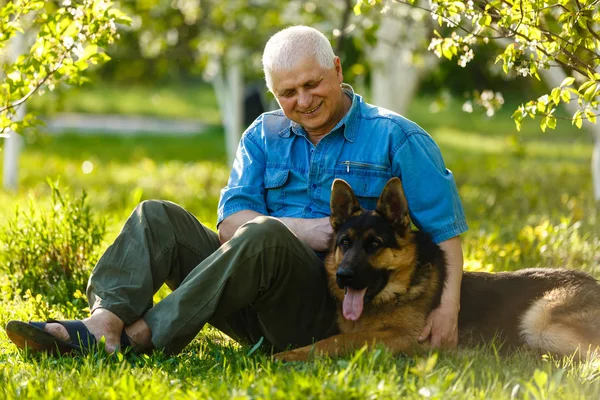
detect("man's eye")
[279,91,294,98]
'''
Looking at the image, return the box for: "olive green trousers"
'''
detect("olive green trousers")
[86,200,338,354]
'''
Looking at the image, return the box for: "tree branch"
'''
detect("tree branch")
[0,52,69,114]
[393,0,594,77]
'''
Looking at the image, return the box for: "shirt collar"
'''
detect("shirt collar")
[278,84,359,142]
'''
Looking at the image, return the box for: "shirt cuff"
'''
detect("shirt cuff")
[430,220,469,244]
[217,203,268,226]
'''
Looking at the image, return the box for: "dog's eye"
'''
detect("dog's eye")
[340,238,350,248]
[368,240,381,252]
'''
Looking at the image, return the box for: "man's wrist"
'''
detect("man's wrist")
[439,282,461,310]
[279,217,305,240]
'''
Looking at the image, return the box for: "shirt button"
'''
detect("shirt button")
[311,184,317,189]
[310,149,315,153]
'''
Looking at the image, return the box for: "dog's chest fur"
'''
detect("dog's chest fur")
[336,301,428,336]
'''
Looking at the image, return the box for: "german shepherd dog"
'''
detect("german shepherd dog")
[274,177,600,362]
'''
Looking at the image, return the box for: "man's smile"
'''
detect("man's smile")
[299,102,323,115]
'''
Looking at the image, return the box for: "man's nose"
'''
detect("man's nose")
[297,91,312,109]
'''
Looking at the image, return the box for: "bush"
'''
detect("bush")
[0,181,106,304]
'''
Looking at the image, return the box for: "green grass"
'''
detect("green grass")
[27,81,222,125]
[1,95,600,398]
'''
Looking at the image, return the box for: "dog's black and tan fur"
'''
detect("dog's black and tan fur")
[274,178,600,361]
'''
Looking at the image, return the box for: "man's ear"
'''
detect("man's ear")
[333,56,343,83]
[376,177,411,232]
[330,179,361,230]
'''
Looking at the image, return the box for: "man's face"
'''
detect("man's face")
[271,56,345,136]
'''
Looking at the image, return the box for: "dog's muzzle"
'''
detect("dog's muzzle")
[336,268,355,289]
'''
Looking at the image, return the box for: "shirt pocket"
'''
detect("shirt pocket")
[335,161,391,210]
[264,167,290,214]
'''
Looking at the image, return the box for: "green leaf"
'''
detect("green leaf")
[353,0,363,15]
[551,88,560,105]
[540,116,547,132]
[442,45,453,60]
[482,14,492,26]
[585,109,597,124]
[511,109,523,131]
[108,9,132,25]
[583,84,598,102]
[536,101,546,113]
[579,80,595,94]
[573,110,583,128]
[560,77,575,87]
[81,44,99,61]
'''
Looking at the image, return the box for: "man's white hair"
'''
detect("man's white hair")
[262,26,335,92]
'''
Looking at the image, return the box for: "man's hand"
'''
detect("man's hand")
[418,300,459,349]
[418,235,463,349]
[280,216,333,252]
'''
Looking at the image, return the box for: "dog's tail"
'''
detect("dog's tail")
[520,286,600,358]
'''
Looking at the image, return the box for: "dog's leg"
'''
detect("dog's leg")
[273,330,422,362]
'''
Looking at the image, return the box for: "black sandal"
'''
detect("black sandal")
[5,319,131,355]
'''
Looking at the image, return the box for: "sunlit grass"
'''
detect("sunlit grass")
[27,81,222,124]
[1,95,600,399]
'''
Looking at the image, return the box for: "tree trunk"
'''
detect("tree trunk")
[368,8,437,115]
[3,114,24,192]
[211,47,245,167]
[3,32,26,191]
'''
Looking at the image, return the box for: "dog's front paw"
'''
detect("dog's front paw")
[273,349,309,362]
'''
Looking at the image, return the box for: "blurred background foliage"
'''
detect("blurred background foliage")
[24,0,540,117]
[1,0,597,302]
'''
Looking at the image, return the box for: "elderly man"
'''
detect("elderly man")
[6,26,467,355]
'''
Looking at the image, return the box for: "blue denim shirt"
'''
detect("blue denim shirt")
[218,85,468,244]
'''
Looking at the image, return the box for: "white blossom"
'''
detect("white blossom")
[462,101,474,113]
[458,49,474,67]
[63,36,74,49]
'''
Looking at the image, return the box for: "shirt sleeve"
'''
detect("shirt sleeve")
[391,129,468,243]
[217,129,268,226]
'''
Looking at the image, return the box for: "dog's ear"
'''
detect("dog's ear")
[376,177,411,232]
[330,179,361,230]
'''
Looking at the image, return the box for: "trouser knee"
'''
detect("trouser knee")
[233,216,294,247]
[135,199,186,228]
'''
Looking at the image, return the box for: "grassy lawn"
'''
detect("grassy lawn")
[1,95,599,398]
[27,81,223,125]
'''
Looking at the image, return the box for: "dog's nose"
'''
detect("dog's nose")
[336,268,354,288]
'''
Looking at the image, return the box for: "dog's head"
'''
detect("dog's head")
[325,177,418,321]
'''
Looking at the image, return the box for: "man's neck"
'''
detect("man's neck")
[306,93,352,145]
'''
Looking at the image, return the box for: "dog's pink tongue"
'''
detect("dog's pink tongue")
[343,288,367,321]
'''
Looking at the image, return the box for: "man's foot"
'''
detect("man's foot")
[124,318,153,351]
[43,308,124,353]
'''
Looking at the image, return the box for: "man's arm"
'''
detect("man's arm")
[418,235,463,348]
[278,217,333,252]
[218,211,333,251]
[218,210,263,244]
